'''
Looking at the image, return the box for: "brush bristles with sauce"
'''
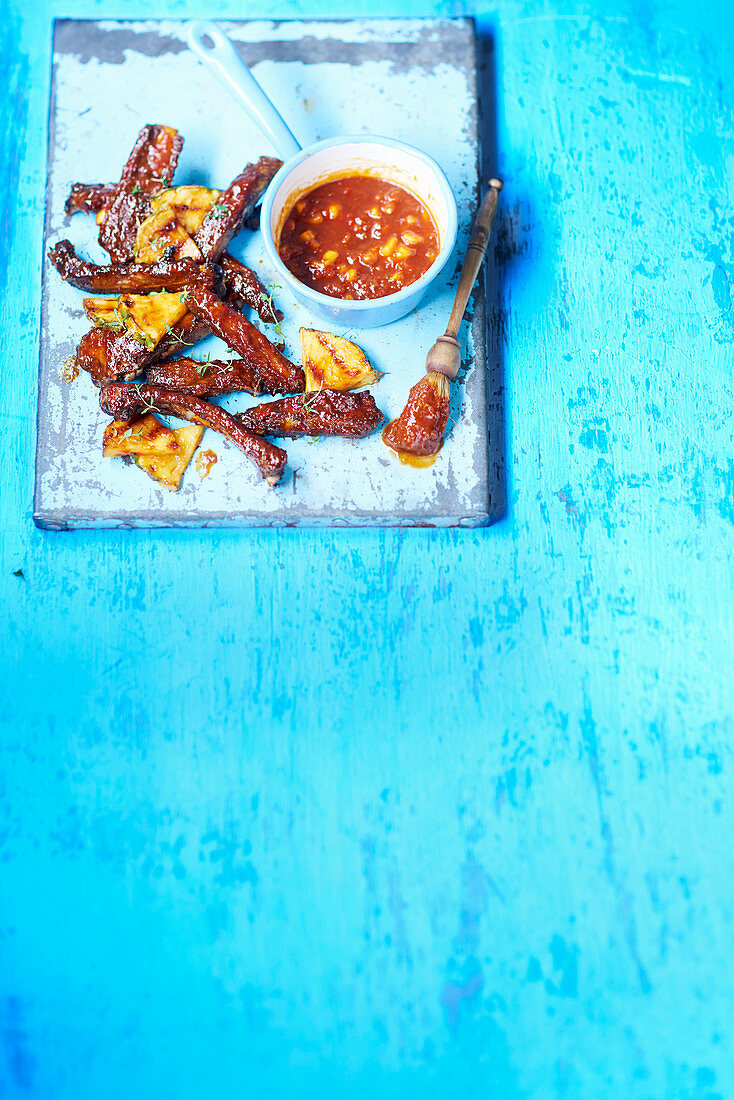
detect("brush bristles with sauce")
[382,371,451,468]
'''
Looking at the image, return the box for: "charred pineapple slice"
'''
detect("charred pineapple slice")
[84,292,189,349]
[135,207,202,262]
[103,414,180,458]
[82,296,124,331]
[135,185,220,261]
[300,329,380,392]
[118,292,189,344]
[103,416,204,491]
[151,186,220,233]
[136,424,205,491]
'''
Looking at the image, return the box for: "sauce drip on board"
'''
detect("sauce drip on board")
[383,438,439,468]
[382,374,450,464]
[195,449,218,478]
[279,176,439,300]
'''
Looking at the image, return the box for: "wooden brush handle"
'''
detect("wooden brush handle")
[424,177,503,379]
[447,178,503,338]
[425,178,503,380]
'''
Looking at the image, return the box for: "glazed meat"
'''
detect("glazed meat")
[76,310,206,386]
[194,156,282,260]
[146,357,280,398]
[187,274,304,395]
[76,327,152,386]
[236,390,384,439]
[48,240,201,293]
[99,383,287,484]
[219,253,283,323]
[96,124,184,262]
[64,183,116,216]
[50,127,328,493]
[75,271,245,386]
[48,242,280,325]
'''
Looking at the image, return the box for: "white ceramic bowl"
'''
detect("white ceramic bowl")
[259,136,458,328]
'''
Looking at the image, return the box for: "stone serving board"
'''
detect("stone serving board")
[35,17,491,528]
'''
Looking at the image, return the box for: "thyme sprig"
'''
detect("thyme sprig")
[195,351,215,376]
[300,387,323,415]
[259,284,284,339]
[121,422,145,442]
[164,325,190,346]
[134,383,161,417]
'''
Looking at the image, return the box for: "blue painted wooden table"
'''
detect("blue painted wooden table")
[1,0,732,1097]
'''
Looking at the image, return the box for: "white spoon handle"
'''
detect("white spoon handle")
[186,20,302,161]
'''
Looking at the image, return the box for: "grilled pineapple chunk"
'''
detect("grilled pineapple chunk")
[135,208,202,262]
[84,292,189,348]
[103,415,181,457]
[82,296,123,331]
[300,329,380,391]
[103,416,203,491]
[135,185,220,261]
[151,186,220,233]
[136,424,204,491]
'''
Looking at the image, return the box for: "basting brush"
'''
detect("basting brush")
[382,177,503,466]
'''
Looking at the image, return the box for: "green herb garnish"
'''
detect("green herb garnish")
[300,389,322,414]
[259,284,284,338]
[164,325,189,346]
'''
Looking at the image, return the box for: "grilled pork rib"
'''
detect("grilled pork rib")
[146,357,278,398]
[236,390,384,439]
[99,383,287,485]
[194,156,282,260]
[49,242,280,326]
[49,241,200,293]
[187,272,304,395]
[64,182,116,216]
[96,125,184,262]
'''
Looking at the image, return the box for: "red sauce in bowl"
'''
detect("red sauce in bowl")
[278,176,439,300]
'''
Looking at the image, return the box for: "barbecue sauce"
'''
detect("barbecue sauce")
[196,449,217,478]
[279,176,439,300]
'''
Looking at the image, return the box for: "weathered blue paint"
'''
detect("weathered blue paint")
[1,0,732,1098]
